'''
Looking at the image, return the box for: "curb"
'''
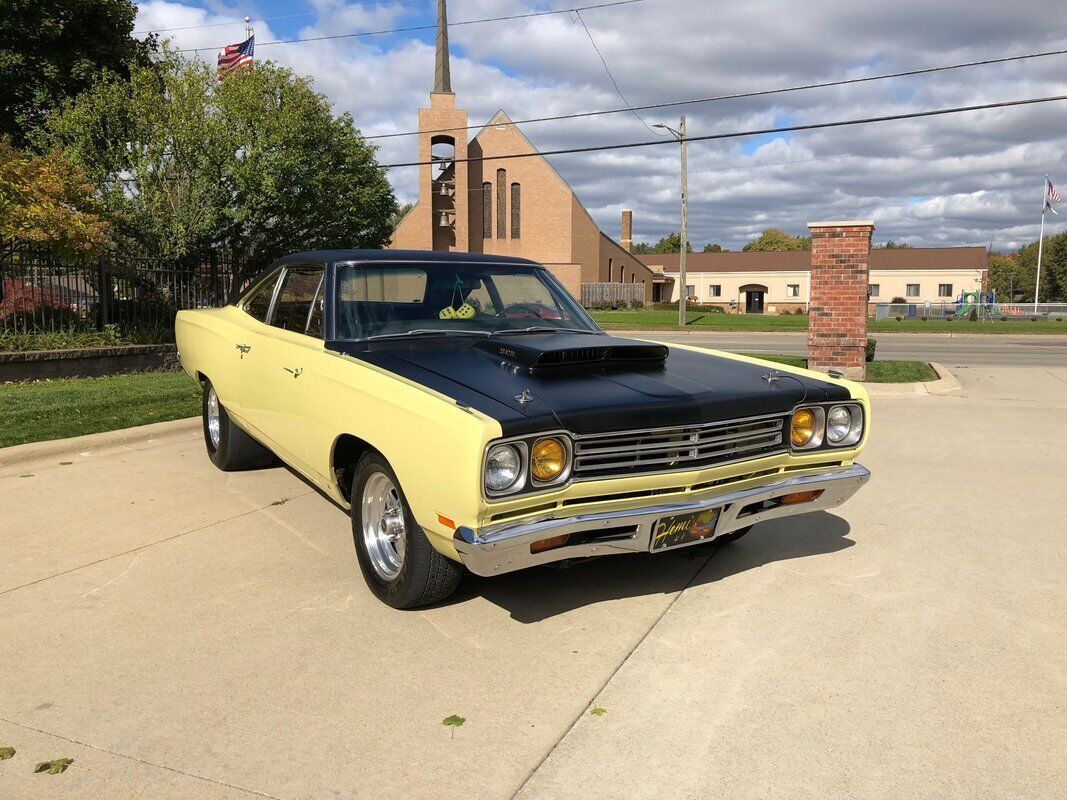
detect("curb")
[864,362,961,396]
[0,417,200,472]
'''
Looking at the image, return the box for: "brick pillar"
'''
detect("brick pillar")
[621,209,633,253]
[807,220,873,380]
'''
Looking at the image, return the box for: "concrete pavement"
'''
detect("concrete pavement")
[628,330,1067,367]
[1,366,1065,799]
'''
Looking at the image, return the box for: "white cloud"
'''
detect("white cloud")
[135,0,1067,251]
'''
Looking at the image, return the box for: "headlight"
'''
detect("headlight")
[826,404,863,446]
[485,444,522,492]
[826,406,852,443]
[530,437,567,483]
[790,408,817,448]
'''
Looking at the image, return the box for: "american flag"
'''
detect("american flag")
[1048,179,1061,203]
[217,35,254,81]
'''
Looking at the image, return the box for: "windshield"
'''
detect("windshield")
[333,261,601,340]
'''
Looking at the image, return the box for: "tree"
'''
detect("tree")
[0,0,155,147]
[702,243,726,252]
[631,231,693,254]
[390,202,414,231]
[877,240,911,249]
[985,252,1027,301]
[40,50,396,269]
[0,137,108,256]
[1016,233,1067,303]
[742,228,811,252]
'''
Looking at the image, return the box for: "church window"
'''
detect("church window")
[482,182,492,238]
[496,169,507,239]
[510,183,521,239]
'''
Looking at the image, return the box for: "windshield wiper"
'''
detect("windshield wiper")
[365,328,490,342]
[490,327,600,337]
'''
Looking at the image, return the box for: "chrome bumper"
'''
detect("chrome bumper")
[454,464,870,576]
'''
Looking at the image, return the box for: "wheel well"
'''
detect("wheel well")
[195,371,208,387]
[332,434,377,503]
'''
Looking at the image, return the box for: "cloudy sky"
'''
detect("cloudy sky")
[133,0,1067,251]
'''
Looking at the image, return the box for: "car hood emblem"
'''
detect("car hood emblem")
[514,389,534,405]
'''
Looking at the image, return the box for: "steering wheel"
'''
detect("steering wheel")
[496,302,549,319]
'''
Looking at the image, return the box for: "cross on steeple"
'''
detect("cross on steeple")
[434,0,452,94]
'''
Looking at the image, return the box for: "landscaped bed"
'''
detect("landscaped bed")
[0,371,201,448]
[589,309,1067,334]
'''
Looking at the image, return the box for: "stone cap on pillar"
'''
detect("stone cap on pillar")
[808,220,875,230]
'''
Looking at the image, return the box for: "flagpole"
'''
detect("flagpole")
[1035,175,1047,313]
[245,16,253,41]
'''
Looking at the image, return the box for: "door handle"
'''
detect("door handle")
[283,367,303,378]
[236,343,251,352]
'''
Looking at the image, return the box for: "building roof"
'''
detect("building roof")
[637,246,987,273]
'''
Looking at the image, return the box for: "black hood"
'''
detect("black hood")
[329,333,850,437]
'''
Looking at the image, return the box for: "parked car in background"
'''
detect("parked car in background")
[176,250,871,608]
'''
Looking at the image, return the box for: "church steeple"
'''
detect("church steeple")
[433,0,452,94]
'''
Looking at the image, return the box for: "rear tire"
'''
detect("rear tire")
[202,380,276,471]
[715,525,753,544]
[350,452,463,609]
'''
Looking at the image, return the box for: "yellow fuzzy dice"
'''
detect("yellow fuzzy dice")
[455,303,476,320]
[439,306,457,320]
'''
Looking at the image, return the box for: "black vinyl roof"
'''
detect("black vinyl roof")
[277,249,543,267]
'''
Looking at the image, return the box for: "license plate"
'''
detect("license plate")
[652,508,722,551]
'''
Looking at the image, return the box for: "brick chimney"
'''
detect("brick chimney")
[806,220,873,380]
[621,209,633,253]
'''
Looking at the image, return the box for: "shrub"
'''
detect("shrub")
[0,324,128,352]
[1057,317,1063,322]
[891,296,907,304]
[630,300,644,310]
[968,307,978,322]
[1031,316,1039,322]
[865,337,877,363]
[894,316,903,322]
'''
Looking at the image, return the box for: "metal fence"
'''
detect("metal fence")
[581,282,645,308]
[873,301,1067,321]
[0,241,240,333]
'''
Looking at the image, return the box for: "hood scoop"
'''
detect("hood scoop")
[476,334,668,371]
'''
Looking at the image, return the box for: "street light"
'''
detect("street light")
[654,116,688,328]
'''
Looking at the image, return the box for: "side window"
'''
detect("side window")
[270,266,325,334]
[242,271,282,322]
[306,275,325,338]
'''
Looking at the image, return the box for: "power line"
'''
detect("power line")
[381,94,1067,168]
[572,9,661,136]
[176,0,644,53]
[366,45,1067,140]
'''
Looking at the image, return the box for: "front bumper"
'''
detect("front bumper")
[454,464,870,576]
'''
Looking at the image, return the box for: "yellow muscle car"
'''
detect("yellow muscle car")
[176,250,870,608]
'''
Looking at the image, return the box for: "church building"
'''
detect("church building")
[389,0,656,301]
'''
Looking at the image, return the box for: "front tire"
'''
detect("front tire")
[351,453,463,609]
[202,380,276,471]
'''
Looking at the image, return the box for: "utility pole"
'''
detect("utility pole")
[654,116,689,327]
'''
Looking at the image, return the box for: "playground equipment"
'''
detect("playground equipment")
[953,290,999,319]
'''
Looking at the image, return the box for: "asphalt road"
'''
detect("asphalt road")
[621,331,1067,367]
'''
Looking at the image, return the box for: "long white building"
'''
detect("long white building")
[638,247,987,313]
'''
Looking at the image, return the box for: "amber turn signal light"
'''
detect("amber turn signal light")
[780,489,824,505]
[790,408,816,447]
[530,437,567,482]
[530,533,570,554]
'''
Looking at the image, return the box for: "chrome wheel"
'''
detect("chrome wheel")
[206,387,221,449]
[361,472,406,581]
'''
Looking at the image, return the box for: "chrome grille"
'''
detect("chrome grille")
[573,414,788,479]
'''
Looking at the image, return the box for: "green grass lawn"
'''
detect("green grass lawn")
[0,371,201,448]
[742,353,937,383]
[590,309,1067,334]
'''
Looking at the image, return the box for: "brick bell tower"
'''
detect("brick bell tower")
[406,0,469,252]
